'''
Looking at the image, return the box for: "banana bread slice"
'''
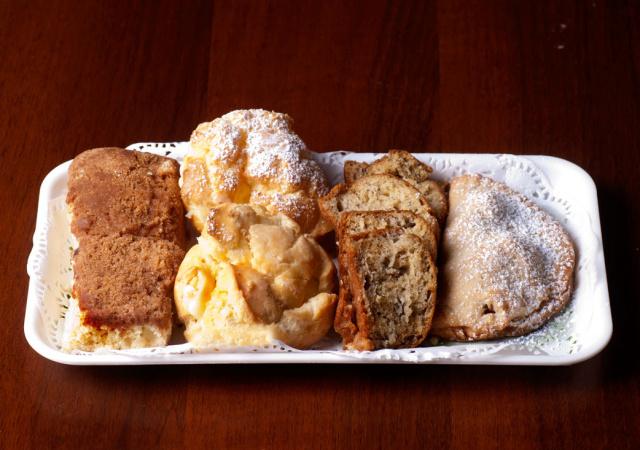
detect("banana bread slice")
[344,150,448,227]
[319,173,440,242]
[339,210,438,262]
[343,160,370,184]
[334,211,439,346]
[340,228,437,351]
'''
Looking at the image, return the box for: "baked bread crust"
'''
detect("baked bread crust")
[342,228,437,350]
[431,174,575,341]
[343,160,370,183]
[180,109,332,237]
[174,203,338,349]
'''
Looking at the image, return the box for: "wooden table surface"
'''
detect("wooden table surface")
[2,1,639,448]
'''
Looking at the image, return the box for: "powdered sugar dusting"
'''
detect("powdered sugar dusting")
[208,123,242,162]
[245,130,328,191]
[251,190,316,220]
[226,109,293,133]
[209,166,240,201]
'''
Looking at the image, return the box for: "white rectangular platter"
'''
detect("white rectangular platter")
[25,143,612,365]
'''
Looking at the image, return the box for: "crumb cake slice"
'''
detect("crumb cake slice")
[66,147,185,248]
[61,235,184,352]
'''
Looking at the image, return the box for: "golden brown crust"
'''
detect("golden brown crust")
[431,174,575,341]
[180,109,332,237]
[333,286,358,346]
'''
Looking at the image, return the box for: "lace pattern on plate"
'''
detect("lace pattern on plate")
[26,144,599,362]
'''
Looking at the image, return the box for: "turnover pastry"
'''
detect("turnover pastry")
[180,109,332,237]
[174,203,338,349]
[431,174,575,341]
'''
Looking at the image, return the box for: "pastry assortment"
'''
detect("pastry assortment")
[60,109,576,354]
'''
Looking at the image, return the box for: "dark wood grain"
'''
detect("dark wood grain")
[2,0,639,448]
